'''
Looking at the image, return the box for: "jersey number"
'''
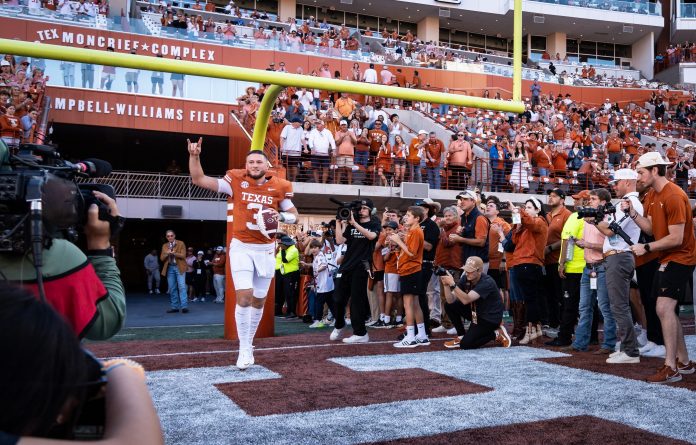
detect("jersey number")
[245,203,263,231]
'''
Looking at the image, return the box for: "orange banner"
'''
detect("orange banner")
[45,86,234,136]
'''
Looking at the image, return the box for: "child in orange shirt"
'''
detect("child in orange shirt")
[390,206,427,347]
[382,221,401,327]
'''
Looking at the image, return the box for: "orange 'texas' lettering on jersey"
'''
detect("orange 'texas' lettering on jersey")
[224,169,293,244]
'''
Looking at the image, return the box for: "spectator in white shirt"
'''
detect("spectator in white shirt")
[308,120,336,184]
[280,117,305,181]
[362,63,378,105]
[297,88,314,112]
[307,239,334,328]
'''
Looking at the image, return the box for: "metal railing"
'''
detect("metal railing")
[76,171,227,200]
[527,0,661,15]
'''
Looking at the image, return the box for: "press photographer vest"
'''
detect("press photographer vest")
[460,207,490,263]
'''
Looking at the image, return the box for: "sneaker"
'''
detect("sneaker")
[415,337,431,346]
[393,338,418,348]
[643,344,666,358]
[214,299,224,304]
[677,360,695,375]
[329,328,344,341]
[309,320,325,328]
[201,297,206,302]
[431,325,447,334]
[606,352,640,364]
[395,319,404,327]
[614,341,621,352]
[543,327,559,339]
[636,330,648,348]
[495,325,511,348]
[370,320,386,328]
[365,318,377,327]
[345,318,352,326]
[444,337,463,349]
[639,341,657,355]
[166,308,179,313]
[429,319,441,328]
[645,365,682,384]
[446,327,458,335]
[343,334,369,344]
[609,350,622,358]
[155,289,160,294]
[192,298,199,302]
[236,349,252,370]
[149,290,154,294]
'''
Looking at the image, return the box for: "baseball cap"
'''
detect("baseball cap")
[339,120,348,125]
[216,246,224,251]
[279,235,295,245]
[420,197,441,212]
[463,256,484,273]
[291,116,303,123]
[359,198,375,210]
[197,250,204,255]
[418,130,428,135]
[456,190,477,201]
[382,221,398,230]
[635,152,672,169]
[610,168,638,183]
[0,60,9,67]
[546,187,566,199]
[571,190,591,200]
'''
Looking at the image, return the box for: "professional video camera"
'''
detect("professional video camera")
[0,143,118,254]
[576,201,634,246]
[576,202,617,224]
[329,197,363,221]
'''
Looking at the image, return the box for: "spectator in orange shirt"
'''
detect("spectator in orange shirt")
[532,142,553,177]
[425,132,445,189]
[551,143,568,177]
[407,130,427,183]
[508,198,549,344]
[606,130,623,166]
[665,141,678,163]
[445,132,472,190]
[390,206,428,348]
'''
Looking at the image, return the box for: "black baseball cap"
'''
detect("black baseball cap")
[547,187,566,199]
[360,198,375,210]
[382,221,398,230]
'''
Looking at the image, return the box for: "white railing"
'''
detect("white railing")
[76,171,227,201]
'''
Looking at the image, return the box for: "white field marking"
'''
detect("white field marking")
[100,337,450,360]
[185,331,211,334]
[124,323,225,329]
[113,333,136,337]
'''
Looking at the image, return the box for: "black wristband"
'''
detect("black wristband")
[87,247,115,258]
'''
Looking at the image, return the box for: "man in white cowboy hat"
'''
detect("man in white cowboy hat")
[625,152,696,383]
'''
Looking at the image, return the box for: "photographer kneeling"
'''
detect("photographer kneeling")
[0,189,126,341]
[0,283,163,444]
[439,257,511,349]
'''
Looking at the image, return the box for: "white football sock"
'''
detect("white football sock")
[248,306,264,347]
[406,325,415,342]
[416,323,427,339]
[235,305,251,350]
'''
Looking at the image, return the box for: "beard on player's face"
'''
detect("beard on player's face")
[248,169,266,179]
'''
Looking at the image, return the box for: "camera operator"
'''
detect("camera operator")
[592,170,642,364]
[0,283,163,445]
[439,257,511,349]
[0,190,126,341]
[627,153,696,383]
[329,199,381,344]
[568,188,617,354]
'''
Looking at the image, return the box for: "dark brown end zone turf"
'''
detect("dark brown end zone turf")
[215,345,490,416]
[369,415,692,445]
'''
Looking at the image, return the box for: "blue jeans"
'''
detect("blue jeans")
[508,266,523,302]
[167,265,188,309]
[439,104,450,115]
[427,166,441,189]
[355,151,369,168]
[572,265,616,351]
[409,162,422,183]
[538,167,549,177]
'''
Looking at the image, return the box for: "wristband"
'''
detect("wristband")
[449,284,457,292]
[102,358,146,378]
[87,247,114,258]
[279,212,296,224]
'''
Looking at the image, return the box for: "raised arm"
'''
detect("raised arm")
[188,137,220,192]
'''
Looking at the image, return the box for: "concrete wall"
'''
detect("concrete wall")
[632,31,655,79]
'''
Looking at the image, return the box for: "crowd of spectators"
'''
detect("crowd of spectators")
[0,54,47,147]
[276,156,695,382]
[233,61,696,199]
